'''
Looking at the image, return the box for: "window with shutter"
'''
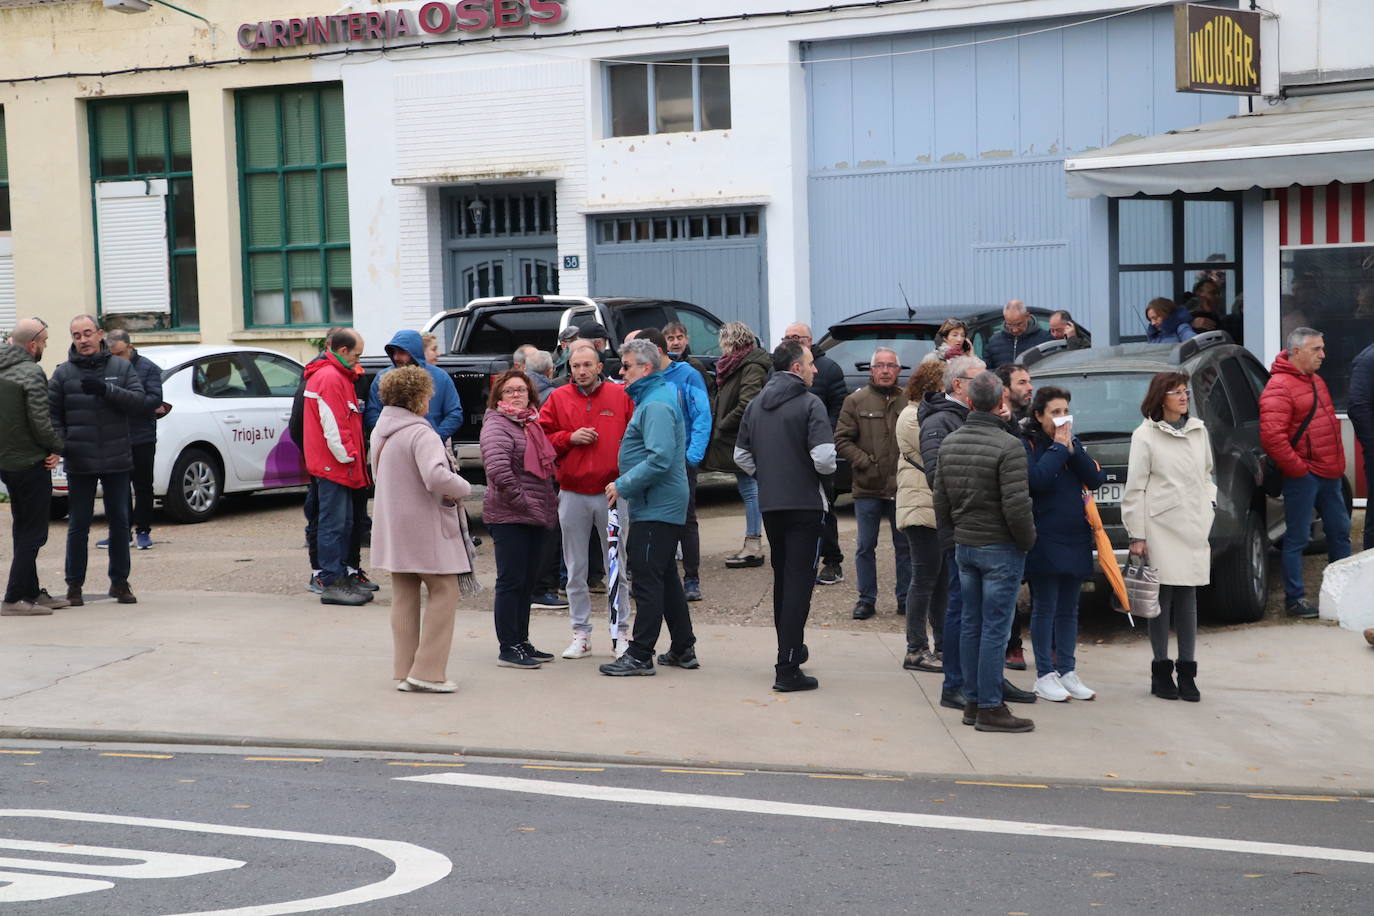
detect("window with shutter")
[97,180,171,315]
[236,83,349,328]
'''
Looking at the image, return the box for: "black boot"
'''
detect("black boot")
[1151,659,1180,700]
[1175,660,1200,702]
[773,664,818,692]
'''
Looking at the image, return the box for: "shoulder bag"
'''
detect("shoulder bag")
[1260,378,1318,498]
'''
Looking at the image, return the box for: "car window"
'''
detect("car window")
[970,327,989,358]
[1040,372,1153,437]
[1237,354,1269,401]
[249,353,303,397]
[192,356,258,399]
[463,308,563,355]
[1219,357,1259,423]
[617,305,675,336]
[672,307,723,357]
[821,332,936,372]
[430,314,462,355]
[1202,367,1235,428]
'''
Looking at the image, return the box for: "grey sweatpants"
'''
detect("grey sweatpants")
[559,490,627,636]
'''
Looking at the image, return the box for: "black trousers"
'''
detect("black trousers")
[627,520,695,662]
[489,522,544,649]
[1,462,51,603]
[818,475,843,567]
[763,509,824,666]
[130,441,156,532]
[678,463,700,580]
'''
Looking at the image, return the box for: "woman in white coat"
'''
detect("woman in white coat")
[1121,371,1215,703]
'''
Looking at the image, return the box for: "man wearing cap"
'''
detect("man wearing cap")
[553,326,580,375]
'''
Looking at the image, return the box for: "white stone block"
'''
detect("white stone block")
[1318,548,1374,630]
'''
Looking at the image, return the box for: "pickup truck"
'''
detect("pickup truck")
[358,295,727,467]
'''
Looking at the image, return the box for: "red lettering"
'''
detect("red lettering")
[364,11,385,40]
[237,22,260,50]
[528,0,564,25]
[287,18,308,45]
[393,9,415,36]
[418,1,453,33]
[269,20,289,47]
[455,0,490,31]
[493,0,524,27]
[347,13,366,40]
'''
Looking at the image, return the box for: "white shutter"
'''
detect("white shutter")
[0,237,15,333]
[97,179,170,315]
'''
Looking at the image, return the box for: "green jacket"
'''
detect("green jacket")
[704,347,771,473]
[0,344,63,471]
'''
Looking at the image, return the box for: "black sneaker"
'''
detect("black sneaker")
[599,653,654,676]
[321,582,369,606]
[773,667,819,692]
[1001,678,1038,704]
[530,592,570,610]
[657,646,700,669]
[683,579,703,602]
[816,563,843,585]
[349,570,381,592]
[307,574,327,594]
[939,687,968,710]
[498,645,542,669]
[587,576,607,594]
[851,601,876,620]
[1285,598,1319,619]
[520,642,555,662]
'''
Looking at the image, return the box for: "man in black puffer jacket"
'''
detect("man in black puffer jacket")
[106,329,164,551]
[48,315,146,606]
[934,371,1036,735]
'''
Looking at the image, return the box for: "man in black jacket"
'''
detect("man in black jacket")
[105,329,164,551]
[735,340,836,692]
[783,322,849,585]
[1349,340,1374,550]
[934,371,1037,734]
[983,300,1051,369]
[49,315,146,606]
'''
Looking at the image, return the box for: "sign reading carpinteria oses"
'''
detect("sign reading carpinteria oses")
[1173,3,1261,95]
[238,1,566,51]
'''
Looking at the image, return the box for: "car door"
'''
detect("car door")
[189,353,271,490]
[670,305,724,360]
[242,351,310,488]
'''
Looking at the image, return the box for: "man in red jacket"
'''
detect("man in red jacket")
[539,343,633,658]
[303,328,371,607]
[1259,327,1351,619]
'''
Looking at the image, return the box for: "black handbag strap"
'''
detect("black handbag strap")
[902,452,925,473]
[1289,378,1319,449]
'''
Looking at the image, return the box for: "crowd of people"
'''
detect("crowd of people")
[2,306,1370,720]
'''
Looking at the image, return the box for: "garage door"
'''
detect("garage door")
[590,208,766,335]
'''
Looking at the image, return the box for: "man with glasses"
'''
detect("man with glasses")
[0,318,68,616]
[782,323,848,585]
[984,299,1051,369]
[834,347,909,620]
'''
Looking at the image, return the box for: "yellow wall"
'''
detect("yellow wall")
[0,1,330,367]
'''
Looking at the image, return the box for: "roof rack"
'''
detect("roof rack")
[1175,329,1233,364]
[1017,338,1070,369]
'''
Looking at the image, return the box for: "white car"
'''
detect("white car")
[51,345,312,523]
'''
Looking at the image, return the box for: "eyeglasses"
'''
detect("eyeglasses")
[871,362,900,370]
[784,334,810,342]
[501,386,529,395]
[1165,388,1189,397]
[31,317,48,329]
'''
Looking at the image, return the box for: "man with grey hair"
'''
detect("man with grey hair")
[984,299,1051,369]
[104,329,164,550]
[934,370,1036,733]
[834,346,908,619]
[1260,326,1351,618]
[524,348,556,401]
[0,318,67,615]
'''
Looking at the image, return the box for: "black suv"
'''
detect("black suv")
[1022,331,1280,623]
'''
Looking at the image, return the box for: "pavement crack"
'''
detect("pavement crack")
[0,646,154,702]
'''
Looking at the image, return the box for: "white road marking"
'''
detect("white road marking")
[0,838,242,879]
[0,810,452,915]
[400,773,1374,867]
[0,871,114,903]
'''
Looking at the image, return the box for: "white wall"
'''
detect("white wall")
[1275,0,1374,82]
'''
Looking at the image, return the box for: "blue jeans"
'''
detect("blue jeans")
[735,472,762,537]
[315,478,357,586]
[941,546,964,694]
[1281,473,1351,601]
[66,472,131,588]
[956,543,1027,708]
[853,497,911,608]
[1027,572,1084,678]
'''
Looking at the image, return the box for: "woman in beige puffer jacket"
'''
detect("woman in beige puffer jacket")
[895,359,948,673]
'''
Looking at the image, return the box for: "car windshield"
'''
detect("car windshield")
[1036,372,1154,438]
[821,330,937,371]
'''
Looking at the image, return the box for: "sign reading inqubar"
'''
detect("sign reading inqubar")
[1174,3,1261,96]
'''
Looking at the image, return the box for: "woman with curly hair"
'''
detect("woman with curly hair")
[704,321,772,568]
[894,359,948,673]
[370,366,477,694]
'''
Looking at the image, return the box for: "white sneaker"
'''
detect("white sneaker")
[562,634,591,659]
[1058,670,1096,701]
[1033,672,1070,702]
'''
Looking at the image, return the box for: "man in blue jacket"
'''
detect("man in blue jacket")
[364,329,463,440]
[599,338,694,677]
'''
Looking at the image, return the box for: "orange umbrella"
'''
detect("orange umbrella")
[1083,489,1129,614]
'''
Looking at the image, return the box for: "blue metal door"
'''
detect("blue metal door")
[442,184,558,309]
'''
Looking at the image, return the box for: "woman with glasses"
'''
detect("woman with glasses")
[1121,372,1215,702]
[480,368,559,670]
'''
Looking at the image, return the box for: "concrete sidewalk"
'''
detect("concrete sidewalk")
[1,589,1371,794]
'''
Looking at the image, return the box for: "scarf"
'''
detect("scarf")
[715,346,753,382]
[497,402,557,478]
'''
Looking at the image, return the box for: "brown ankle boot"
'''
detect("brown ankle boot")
[974,704,1034,733]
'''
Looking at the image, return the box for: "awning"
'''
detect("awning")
[1064,90,1374,198]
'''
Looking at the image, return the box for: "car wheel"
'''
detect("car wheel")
[49,496,69,521]
[1205,507,1267,624]
[163,447,224,524]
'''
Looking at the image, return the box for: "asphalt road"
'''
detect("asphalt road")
[1,743,1369,915]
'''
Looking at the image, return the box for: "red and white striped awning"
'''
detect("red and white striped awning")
[1274,182,1374,247]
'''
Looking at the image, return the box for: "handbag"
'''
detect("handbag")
[1260,378,1318,498]
[1112,553,1162,620]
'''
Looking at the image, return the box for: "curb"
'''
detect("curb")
[3,725,1371,799]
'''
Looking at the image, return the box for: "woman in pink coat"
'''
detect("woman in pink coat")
[370,366,477,694]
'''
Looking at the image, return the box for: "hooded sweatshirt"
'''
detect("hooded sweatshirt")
[364,329,464,440]
[734,371,836,514]
[615,371,687,524]
[659,358,712,467]
[0,343,63,471]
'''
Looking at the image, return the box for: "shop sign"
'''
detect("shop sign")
[1173,3,1260,95]
[238,1,566,51]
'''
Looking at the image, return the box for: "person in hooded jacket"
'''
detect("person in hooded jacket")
[364,329,463,441]
[735,340,836,692]
[705,321,772,568]
[1144,297,1198,344]
[49,315,146,606]
[370,366,477,694]
[1021,386,1106,703]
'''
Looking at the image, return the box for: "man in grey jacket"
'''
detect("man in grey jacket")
[735,340,836,692]
[782,323,848,585]
[934,371,1037,734]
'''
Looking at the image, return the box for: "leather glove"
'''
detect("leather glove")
[80,377,107,397]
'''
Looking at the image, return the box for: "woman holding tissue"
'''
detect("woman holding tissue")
[1021,386,1106,702]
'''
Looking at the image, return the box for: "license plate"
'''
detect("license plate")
[1093,483,1124,505]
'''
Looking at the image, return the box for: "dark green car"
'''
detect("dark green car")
[1021,332,1282,623]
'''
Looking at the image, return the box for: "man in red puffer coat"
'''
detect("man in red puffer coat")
[1259,327,1350,619]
